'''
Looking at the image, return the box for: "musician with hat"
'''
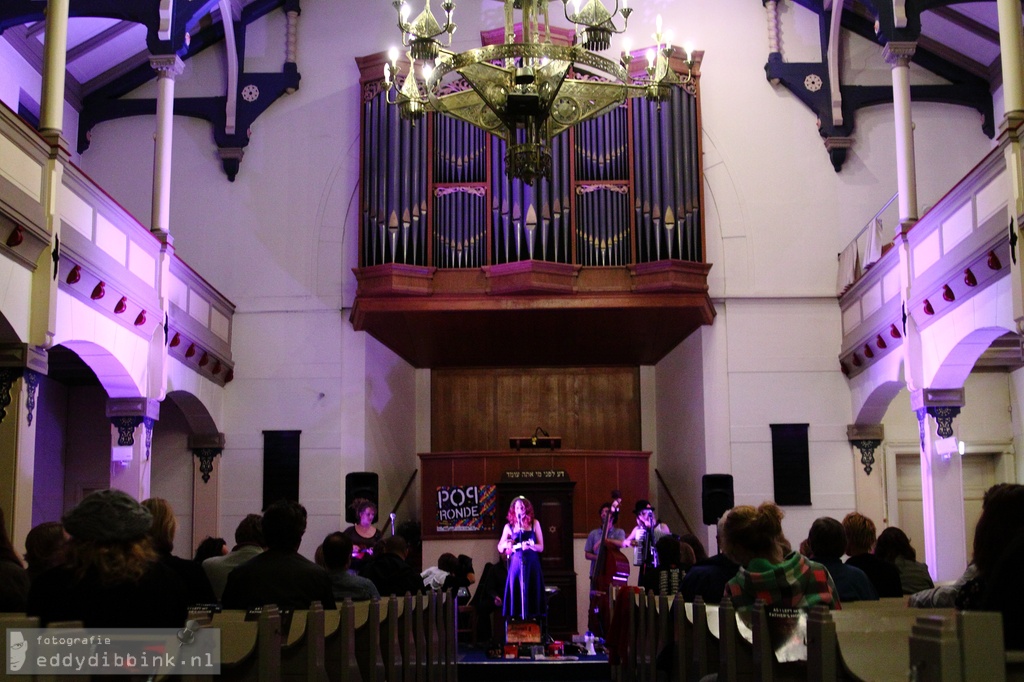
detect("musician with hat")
[623,499,669,579]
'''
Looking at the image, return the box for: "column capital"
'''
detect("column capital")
[909,387,964,411]
[190,434,225,484]
[912,388,963,439]
[883,41,917,67]
[149,54,184,77]
[847,424,884,475]
[106,397,161,421]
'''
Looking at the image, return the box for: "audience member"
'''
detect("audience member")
[422,552,459,591]
[142,498,216,605]
[203,513,265,601]
[955,483,1024,611]
[641,534,694,595]
[420,551,474,601]
[723,502,840,610]
[360,535,424,597]
[842,512,902,598]
[678,532,708,565]
[874,527,933,594]
[680,514,740,604]
[23,521,66,581]
[908,486,1024,608]
[321,532,379,602]
[467,552,508,643]
[27,490,187,626]
[193,536,228,564]
[0,507,29,611]
[343,498,383,573]
[807,517,877,602]
[981,527,1024,649]
[222,499,336,610]
[397,520,423,572]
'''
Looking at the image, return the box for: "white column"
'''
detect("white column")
[998,0,1024,116]
[883,42,918,227]
[997,0,1024,326]
[39,0,70,139]
[150,55,184,238]
[911,389,968,583]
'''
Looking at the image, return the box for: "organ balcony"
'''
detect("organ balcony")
[350,43,714,368]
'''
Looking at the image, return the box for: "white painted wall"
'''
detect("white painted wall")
[0,0,1013,626]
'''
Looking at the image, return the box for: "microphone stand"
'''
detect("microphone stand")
[517,515,526,621]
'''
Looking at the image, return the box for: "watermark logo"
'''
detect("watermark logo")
[6,627,221,675]
[8,631,27,672]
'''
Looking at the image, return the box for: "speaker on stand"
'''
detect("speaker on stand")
[701,474,734,526]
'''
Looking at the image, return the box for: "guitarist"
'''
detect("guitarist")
[584,500,626,579]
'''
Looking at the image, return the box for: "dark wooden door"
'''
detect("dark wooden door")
[497,478,577,639]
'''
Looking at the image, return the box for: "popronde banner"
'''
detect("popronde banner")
[435,484,496,532]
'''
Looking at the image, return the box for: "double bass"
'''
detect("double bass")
[588,492,631,637]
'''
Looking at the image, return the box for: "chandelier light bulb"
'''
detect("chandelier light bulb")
[656,14,663,36]
[572,0,582,18]
[400,3,411,21]
[646,48,655,67]
[422,62,434,83]
[684,41,694,61]
[388,46,400,64]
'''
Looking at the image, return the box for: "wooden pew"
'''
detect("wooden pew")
[281,603,327,681]
[690,597,720,680]
[201,606,282,682]
[909,611,1024,682]
[749,601,807,682]
[806,602,954,682]
[718,598,755,682]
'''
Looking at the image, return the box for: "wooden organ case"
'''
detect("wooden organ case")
[353,45,704,271]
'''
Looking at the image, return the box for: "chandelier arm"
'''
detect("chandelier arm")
[434,43,630,86]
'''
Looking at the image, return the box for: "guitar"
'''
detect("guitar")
[350,513,396,560]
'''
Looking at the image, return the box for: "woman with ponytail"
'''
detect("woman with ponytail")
[721,502,840,610]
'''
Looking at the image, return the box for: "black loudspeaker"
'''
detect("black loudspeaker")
[702,474,734,526]
[345,472,379,524]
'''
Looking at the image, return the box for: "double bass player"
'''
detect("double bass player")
[585,492,630,636]
[584,499,626,578]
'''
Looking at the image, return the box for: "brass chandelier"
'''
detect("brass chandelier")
[383,0,694,184]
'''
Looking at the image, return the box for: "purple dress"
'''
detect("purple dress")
[502,528,545,620]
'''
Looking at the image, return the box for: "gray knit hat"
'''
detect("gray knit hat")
[62,489,153,542]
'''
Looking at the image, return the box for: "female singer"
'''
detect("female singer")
[497,496,545,620]
[342,498,382,572]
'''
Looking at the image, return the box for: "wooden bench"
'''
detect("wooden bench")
[909,610,1024,682]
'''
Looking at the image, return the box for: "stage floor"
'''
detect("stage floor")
[457,644,611,682]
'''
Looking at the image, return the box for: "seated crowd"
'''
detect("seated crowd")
[0,493,467,629]
[1,483,1022,654]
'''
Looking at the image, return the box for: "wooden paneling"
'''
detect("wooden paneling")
[418,450,649,540]
[431,367,641,452]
